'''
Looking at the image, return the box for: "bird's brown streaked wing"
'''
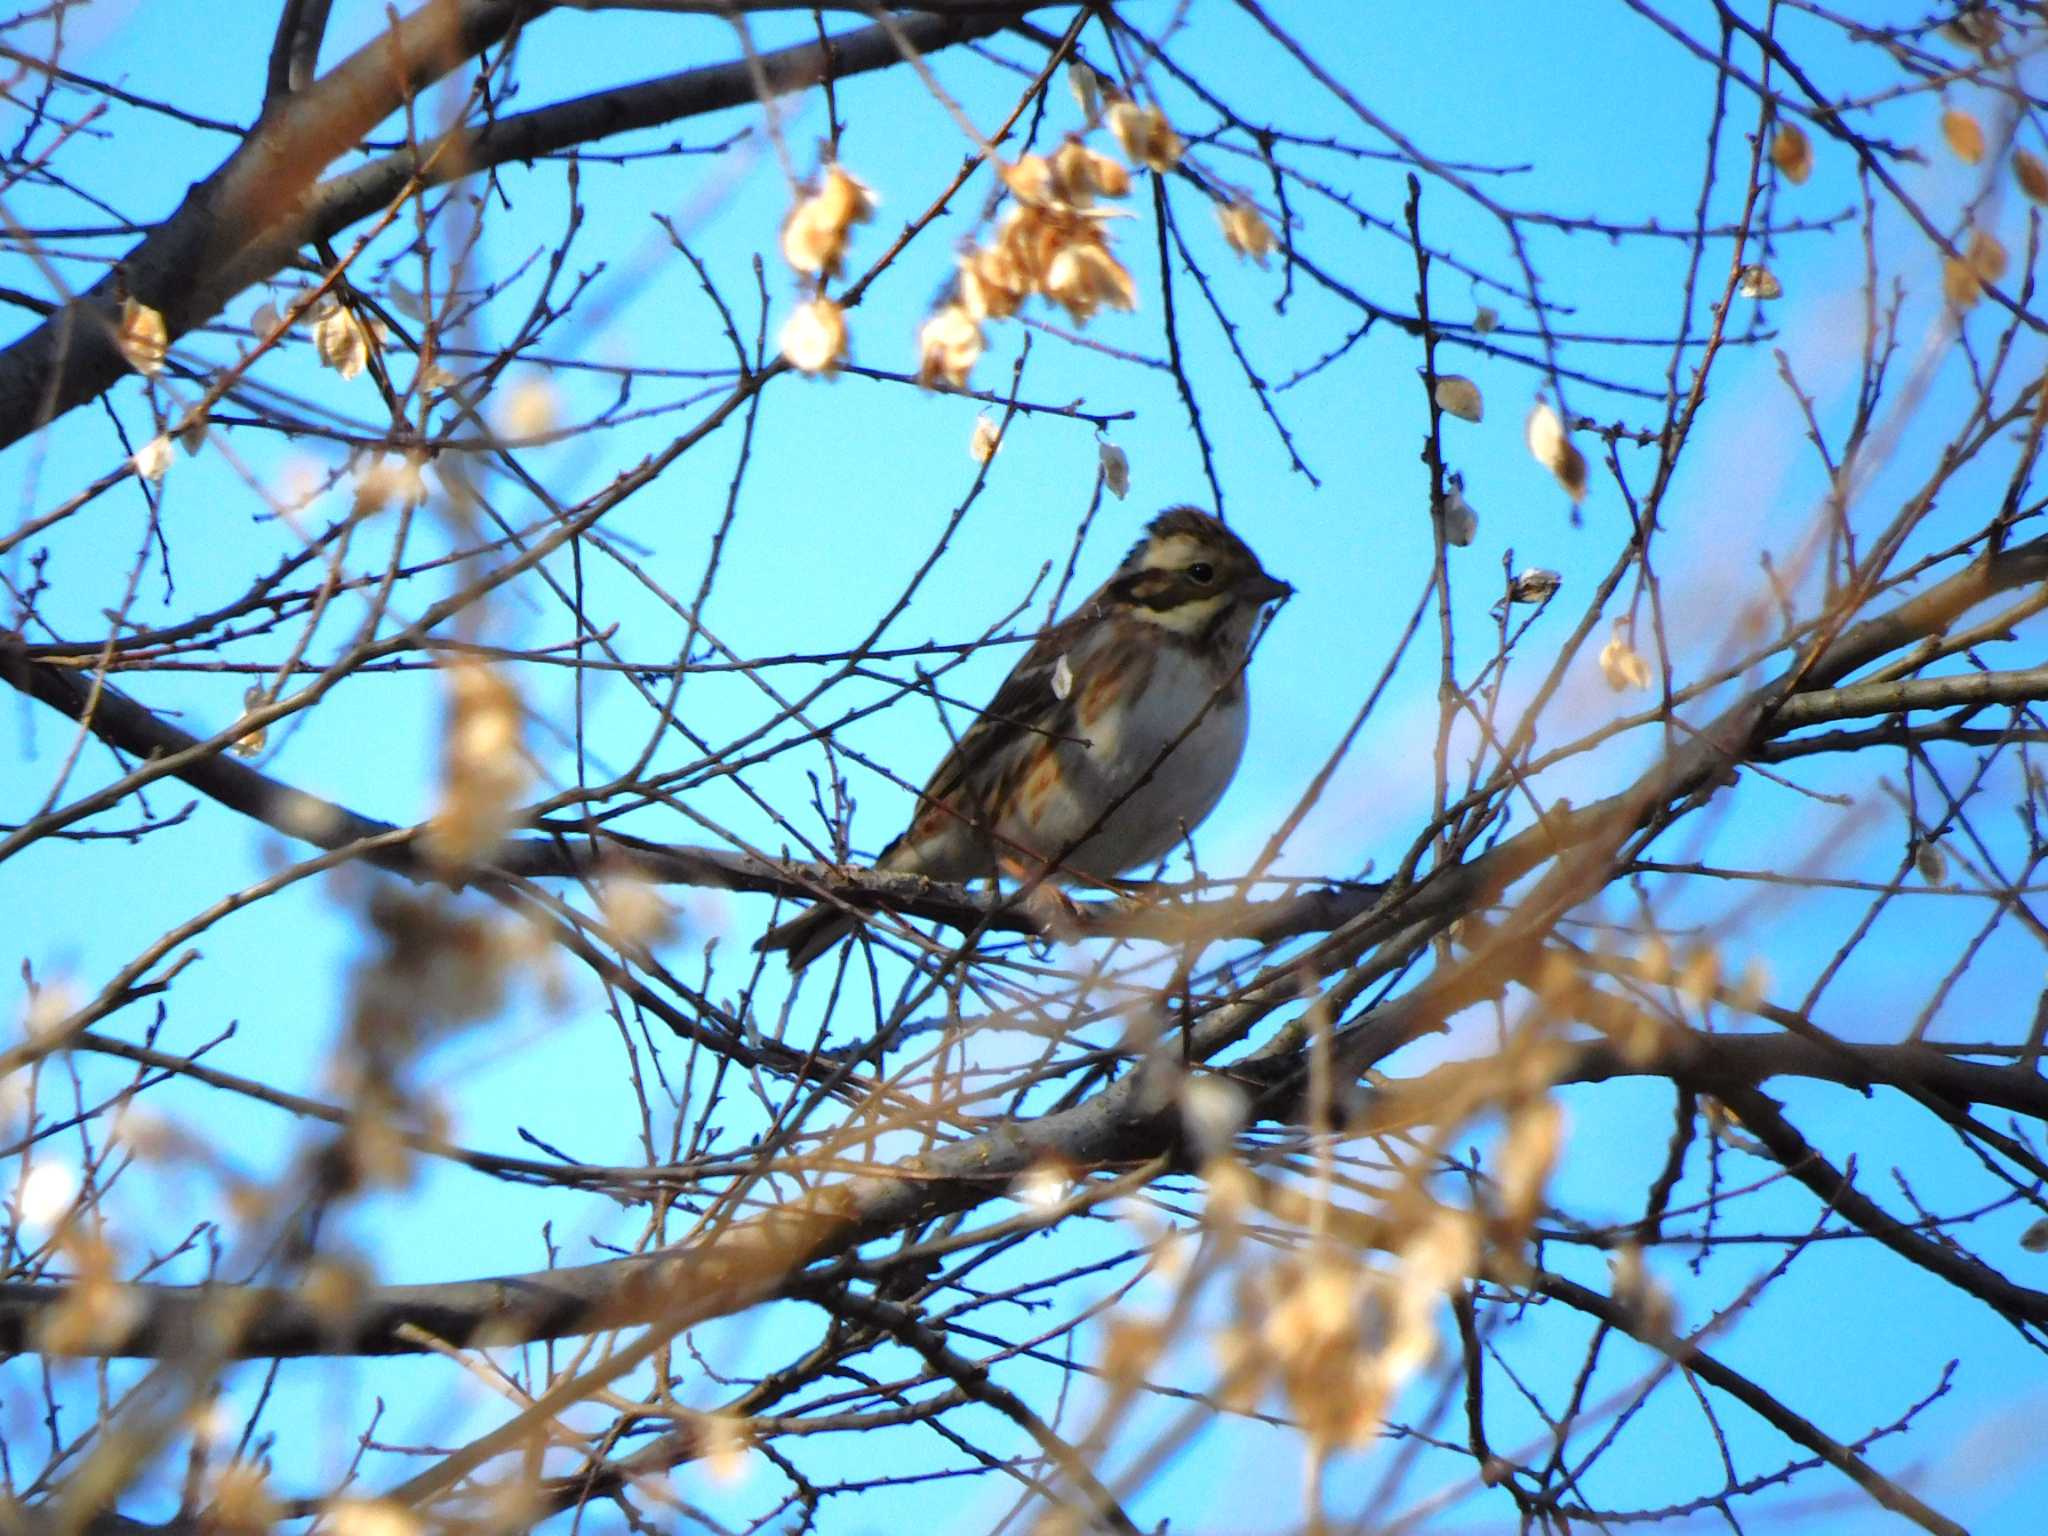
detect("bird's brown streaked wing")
[912,602,1101,815]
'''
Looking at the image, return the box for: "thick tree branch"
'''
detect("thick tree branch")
[1714,1082,2048,1334]
[0,2,1039,450]
[19,985,2042,1365]
[0,633,1382,943]
[1532,1268,1965,1536]
[302,7,1034,257]
[1771,663,2048,730]
[0,1049,1189,1359]
[0,0,543,449]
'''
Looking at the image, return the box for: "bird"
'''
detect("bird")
[758,506,1291,971]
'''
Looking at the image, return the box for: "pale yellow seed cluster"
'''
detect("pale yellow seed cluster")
[1525,400,1588,503]
[1214,1210,1478,1452]
[1599,618,1653,691]
[1943,227,2008,311]
[1106,99,1183,171]
[311,302,386,382]
[116,297,168,377]
[1217,196,1278,265]
[32,1232,143,1354]
[781,165,876,279]
[776,164,875,376]
[423,658,530,869]
[918,94,1184,391]
[779,297,848,377]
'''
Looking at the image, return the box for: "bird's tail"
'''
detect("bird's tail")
[755,902,861,972]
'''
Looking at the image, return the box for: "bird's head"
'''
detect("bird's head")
[1108,506,1292,639]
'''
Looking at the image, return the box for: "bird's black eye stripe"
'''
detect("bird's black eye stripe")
[1188,561,1216,584]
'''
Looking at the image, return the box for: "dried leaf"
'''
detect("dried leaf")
[1067,62,1102,126]
[969,413,1002,463]
[959,246,1022,322]
[1944,256,1984,311]
[1438,472,1477,547]
[1085,149,1132,199]
[599,873,675,948]
[1013,1161,1070,1214]
[780,164,876,278]
[1676,947,1721,1007]
[779,297,847,376]
[131,435,172,483]
[17,1160,77,1227]
[1737,264,1782,301]
[2022,1217,2048,1253]
[1044,140,1131,205]
[1967,227,2008,284]
[1943,107,1986,165]
[1181,1075,1248,1162]
[1043,239,1137,324]
[231,685,269,759]
[1771,123,1813,184]
[1609,1245,1677,1335]
[1497,1098,1562,1230]
[1004,153,1058,206]
[353,455,425,516]
[1553,439,1588,502]
[1218,197,1278,265]
[312,305,374,380]
[1730,957,1771,1014]
[916,303,983,389]
[1525,401,1588,502]
[325,1502,420,1536]
[703,1414,755,1486]
[1106,99,1182,172]
[1915,837,1949,884]
[1101,1317,1167,1387]
[207,1462,280,1536]
[117,298,168,376]
[1599,620,1653,691]
[1473,305,1499,335]
[1433,374,1483,422]
[1098,438,1130,499]
[497,378,559,439]
[424,659,530,869]
[2016,149,2048,203]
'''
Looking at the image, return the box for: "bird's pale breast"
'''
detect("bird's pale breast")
[997,640,1248,879]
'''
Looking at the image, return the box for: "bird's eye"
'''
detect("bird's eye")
[1187,561,1216,585]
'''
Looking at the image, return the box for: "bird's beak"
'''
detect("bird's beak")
[1246,572,1293,606]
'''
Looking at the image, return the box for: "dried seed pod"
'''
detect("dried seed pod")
[1526,401,1589,502]
[1098,438,1130,499]
[1771,123,1813,184]
[916,304,983,389]
[2015,149,2048,203]
[1942,107,1986,165]
[1433,374,1484,422]
[779,297,848,375]
[1599,620,1653,691]
[1737,264,1782,301]
[1217,197,1278,265]
[117,297,168,376]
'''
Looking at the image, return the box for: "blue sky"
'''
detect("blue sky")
[6,1,2048,1531]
